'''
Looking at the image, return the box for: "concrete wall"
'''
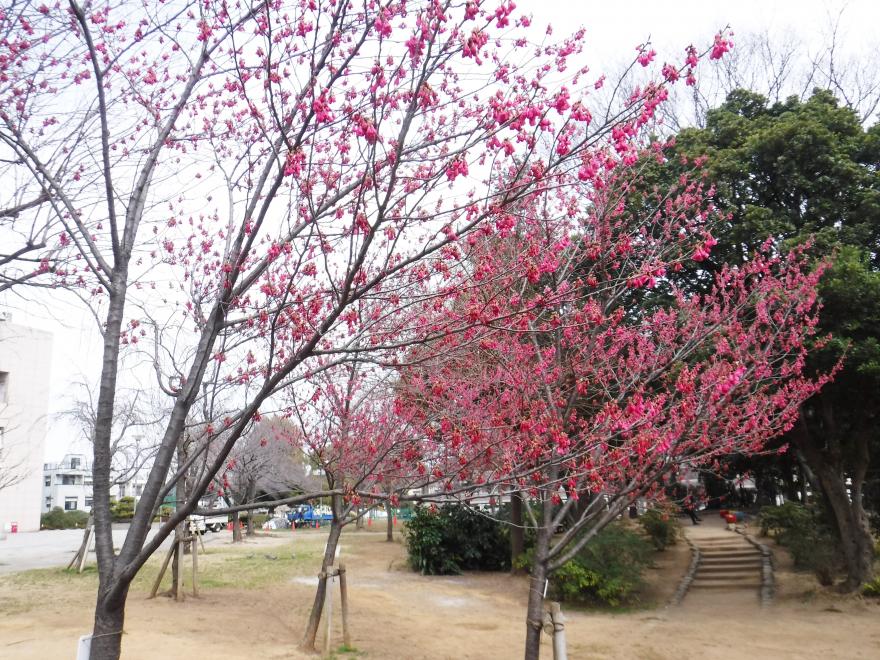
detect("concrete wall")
[0,320,53,532]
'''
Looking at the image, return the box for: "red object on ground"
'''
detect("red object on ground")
[393,516,397,526]
[226,522,233,531]
[367,517,372,526]
[719,509,729,518]
[725,513,737,523]
[10,522,18,533]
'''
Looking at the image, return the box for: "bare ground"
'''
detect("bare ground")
[0,523,878,659]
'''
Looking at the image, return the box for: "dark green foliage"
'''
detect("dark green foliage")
[639,509,679,550]
[548,523,653,607]
[40,507,89,529]
[111,496,136,521]
[759,503,840,585]
[403,505,510,575]
[862,576,880,597]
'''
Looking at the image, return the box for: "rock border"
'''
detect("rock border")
[669,535,701,607]
[735,526,775,607]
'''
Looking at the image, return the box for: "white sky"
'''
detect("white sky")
[5,0,878,461]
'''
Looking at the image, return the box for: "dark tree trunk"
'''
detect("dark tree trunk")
[90,584,129,659]
[385,501,393,542]
[793,405,875,590]
[817,465,874,590]
[232,510,242,543]
[170,526,180,599]
[523,524,550,660]
[510,492,525,574]
[302,503,344,651]
[246,480,256,537]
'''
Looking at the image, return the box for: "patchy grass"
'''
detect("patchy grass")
[0,532,324,613]
[194,548,319,589]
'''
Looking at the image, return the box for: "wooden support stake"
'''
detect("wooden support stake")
[77,527,92,574]
[68,517,93,571]
[149,541,176,599]
[175,529,185,601]
[324,569,334,656]
[191,533,199,598]
[549,602,567,660]
[338,562,351,649]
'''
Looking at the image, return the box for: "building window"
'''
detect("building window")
[45,497,52,509]
[45,475,51,486]
[61,474,77,485]
[70,457,80,470]
[64,497,78,511]
[84,497,93,509]
[0,371,8,403]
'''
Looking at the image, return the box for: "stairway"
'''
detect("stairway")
[690,534,763,592]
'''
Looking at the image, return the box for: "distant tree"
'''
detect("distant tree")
[214,417,316,541]
[662,89,880,590]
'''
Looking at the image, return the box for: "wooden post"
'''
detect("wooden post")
[175,529,185,601]
[77,526,93,573]
[149,541,176,599]
[68,514,94,571]
[324,569,334,655]
[549,602,567,660]
[338,562,351,648]
[191,532,199,598]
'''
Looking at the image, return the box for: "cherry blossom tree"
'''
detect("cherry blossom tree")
[285,363,426,651]
[397,154,829,659]
[0,1,732,656]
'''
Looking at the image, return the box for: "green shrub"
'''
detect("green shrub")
[639,508,679,550]
[759,502,840,585]
[40,507,89,530]
[404,505,509,575]
[549,523,653,607]
[862,576,880,598]
[111,496,136,521]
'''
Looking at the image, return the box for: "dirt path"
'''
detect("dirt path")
[1,526,878,659]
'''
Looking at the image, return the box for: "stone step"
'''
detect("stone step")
[700,554,762,563]
[698,564,761,575]
[698,540,755,548]
[699,548,760,557]
[690,580,762,589]
[698,546,754,554]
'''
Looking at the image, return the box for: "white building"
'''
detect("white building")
[42,452,149,514]
[0,317,53,532]
[43,453,93,513]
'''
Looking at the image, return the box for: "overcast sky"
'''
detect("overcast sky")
[6,0,878,461]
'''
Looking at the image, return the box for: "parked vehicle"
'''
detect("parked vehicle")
[287,504,333,528]
[190,501,230,533]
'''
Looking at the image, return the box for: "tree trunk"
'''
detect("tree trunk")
[90,585,128,660]
[510,492,525,573]
[524,526,550,660]
[385,501,393,542]
[246,479,256,537]
[232,510,242,543]
[793,407,875,590]
[302,513,344,651]
[170,527,180,599]
[817,466,875,590]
